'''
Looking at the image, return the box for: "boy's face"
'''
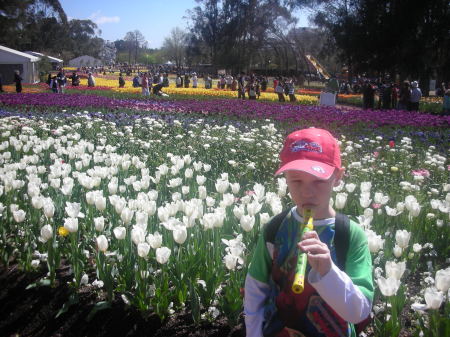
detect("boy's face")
[285,169,344,219]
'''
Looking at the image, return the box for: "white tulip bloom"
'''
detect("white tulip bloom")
[43,199,55,218]
[260,213,271,226]
[156,247,171,264]
[366,230,384,253]
[113,226,127,240]
[206,197,215,207]
[196,175,206,185]
[360,182,372,193]
[146,231,162,249]
[413,243,422,253]
[121,207,134,225]
[247,200,262,216]
[277,178,287,197]
[223,254,238,271]
[157,206,170,223]
[393,245,403,258]
[182,186,190,195]
[131,226,146,245]
[173,225,187,244]
[135,211,148,228]
[94,216,105,232]
[240,215,255,232]
[65,202,85,218]
[230,182,240,195]
[95,196,106,212]
[64,217,78,233]
[137,242,150,258]
[39,224,53,243]
[435,268,450,293]
[385,260,406,280]
[96,235,108,252]
[198,186,207,199]
[233,205,245,220]
[345,183,356,193]
[203,164,211,172]
[374,192,389,205]
[220,193,234,208]
[395,229,411,249]
[31,196,44,209]
[377,276,401,296]
[215,179,229,194]
[253,183,265,202]
[424,288,444,310]
[359,192,372,208]
[335,192,348,210]
[185,168,193,179]
[168,177,182,188]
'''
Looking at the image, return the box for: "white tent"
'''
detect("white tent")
[25,51,63,70]
[69,55,102,68]
[0,45,40,84]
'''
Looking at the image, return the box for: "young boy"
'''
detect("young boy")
[244,128,373,337]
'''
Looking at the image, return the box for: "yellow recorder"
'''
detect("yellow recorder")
[292,209,314,294]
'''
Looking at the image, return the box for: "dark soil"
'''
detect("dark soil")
[0,262,245,337]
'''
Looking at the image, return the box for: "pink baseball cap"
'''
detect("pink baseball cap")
[275,128,341,179]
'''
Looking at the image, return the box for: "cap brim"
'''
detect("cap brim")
[275,159,335,179]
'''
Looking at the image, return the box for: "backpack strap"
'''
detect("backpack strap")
[264,209,290,243]
[334,213,350,271]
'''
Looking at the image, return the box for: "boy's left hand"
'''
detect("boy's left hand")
[298,231,332,277]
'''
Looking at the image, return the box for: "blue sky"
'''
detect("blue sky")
[60,0,311,48]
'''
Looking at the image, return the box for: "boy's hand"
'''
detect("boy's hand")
[298,231,332,277]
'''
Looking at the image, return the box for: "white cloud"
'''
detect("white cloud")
[88,11,120,25]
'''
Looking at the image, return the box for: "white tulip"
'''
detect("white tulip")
[377,276,401,296]
[31,196,44,209]
[121,207,134,225]
[156,246,171,264]
[260,213,271,226]
[385,260,406,280]
[113,226,127,240]
[168,177,182,188]
[40,224,53,242]
[185,168,193,178]
[395,229,411,249]
[424,288,444,310]
[137,242,150,258]
[360,182,372,193]
[393,244,403,258]
[233,205,245,220]
[94,216,105,232]
[206,197,215,207]
[335,192,348,210]
[181,186,190,195]
[96,235,108,252]
[215,179,229,194]
[224,254,238,271]
[230,182,240,195]
[64,218,78,233]
[146,231,162,249]
[253,183,265,202]
[359,192,372,208]
[13,209,26,223]
[173,225,187,244]
[345,183,356,193]
[367,232,384,253]
[147,190,158,201]
[196,175,206,185]
[413,243,422,253]
[65,202,84,218]
[131,226,146,245]
[198,186,207,199]
[247,200,262,216]
[43,199,55,218]
[435,268,450,293]
[95,196,106,212]
[240,215,255,232]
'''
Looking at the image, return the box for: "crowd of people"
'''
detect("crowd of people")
[3,66,449,115]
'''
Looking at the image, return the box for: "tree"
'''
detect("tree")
[162,27,187,68]
[124,30,147,64]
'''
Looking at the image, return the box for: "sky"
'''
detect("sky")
[59,0,311,48]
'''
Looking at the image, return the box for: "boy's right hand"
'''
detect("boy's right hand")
[298,231,332,277]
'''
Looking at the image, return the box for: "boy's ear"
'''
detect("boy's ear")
[333,167,345,187]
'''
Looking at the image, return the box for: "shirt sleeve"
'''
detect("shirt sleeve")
[244,230,272,337]
[308,221,373,324]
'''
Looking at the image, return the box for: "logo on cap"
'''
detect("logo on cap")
[311,166,325,173]
[290,140,322,154]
